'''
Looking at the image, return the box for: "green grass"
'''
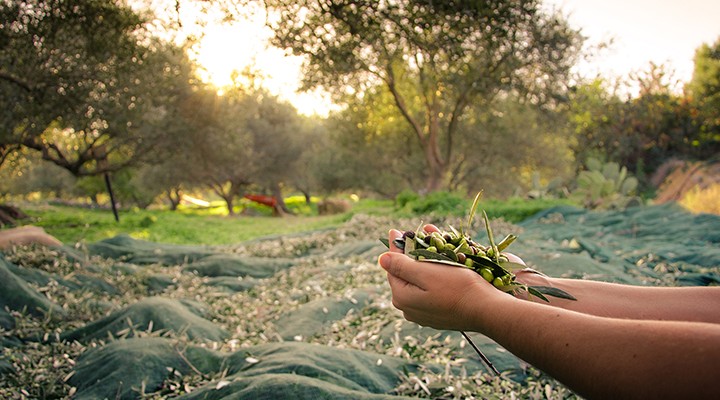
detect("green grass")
[477,197,577,222]
[13,196,573,245]
[392,193,577,223]
[20,204,356,245]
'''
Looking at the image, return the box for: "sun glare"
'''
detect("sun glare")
[190,12,335,117]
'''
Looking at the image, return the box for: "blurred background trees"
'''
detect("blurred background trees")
[266,0,583,193]
[1,0,719,217]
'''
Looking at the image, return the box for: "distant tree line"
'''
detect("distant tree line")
[1,0,718,217]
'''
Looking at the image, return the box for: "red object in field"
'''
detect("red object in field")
[243,194,278,208]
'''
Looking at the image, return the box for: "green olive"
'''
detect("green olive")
[480,268,494,283]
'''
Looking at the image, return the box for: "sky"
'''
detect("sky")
[544,0,720,88]
[192,0,720,115]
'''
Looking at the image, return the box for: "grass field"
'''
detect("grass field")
[13,196,576,245]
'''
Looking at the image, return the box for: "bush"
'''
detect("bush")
[571,158,641,210]
[394,190,419,209]
[397,191,469,217]
[479,197,577,223]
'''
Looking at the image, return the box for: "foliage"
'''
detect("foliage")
[312,88,426,197]
[686,37,720,157]
[243,89,307,213]
[397,191,468,217]
[569,52,720,189]
[0,0,197,176]
[526,172,566,200]
[450,98,576,197]
[394,190,419,209]
[391,191,576,222]
[477,197,577,223]
[571,158,641,210]
[0,150,77,198]
[266,0,583,192]
[320,85,576,198]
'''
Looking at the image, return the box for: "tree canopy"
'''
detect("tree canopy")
[266,0,583,191]
[0,0,196,176]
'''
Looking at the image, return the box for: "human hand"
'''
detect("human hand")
[379,229,513,332]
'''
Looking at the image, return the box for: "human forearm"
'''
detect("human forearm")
[517,271,720,323]
[475,297,720,399]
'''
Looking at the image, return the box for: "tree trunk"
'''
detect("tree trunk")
[224,196,235,216]
[300,189,312,204]
[271,182,292,216]
[167,188,181,211]
[423,135,447,193]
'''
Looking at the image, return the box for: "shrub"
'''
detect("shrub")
[400,191,468,217]
[571,158,642,210]
[394,190,420,209]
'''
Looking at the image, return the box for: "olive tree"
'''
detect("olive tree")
[265,0,583,192]
[0,0,197,176]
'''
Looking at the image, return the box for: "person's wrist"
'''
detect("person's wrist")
[464,283,519,332]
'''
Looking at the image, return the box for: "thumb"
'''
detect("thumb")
[378,252,428,290]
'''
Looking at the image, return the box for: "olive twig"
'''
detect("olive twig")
[461,331,500,376]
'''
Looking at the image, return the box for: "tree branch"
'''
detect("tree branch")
[0,70,34,92]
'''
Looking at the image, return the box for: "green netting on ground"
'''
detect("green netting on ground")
[321,240,387,261]
[517,204,720,284]
[3,258,119,296]
[61,297,228,343]
[87,234,217,265]
[0,255,64,324]
[68,337,225,400]
[274,287,379,341]
[204,276,260,292]
[69,338,418,400]
[183,254,295,278]
[2,205,719,399]
[375,320,525,379]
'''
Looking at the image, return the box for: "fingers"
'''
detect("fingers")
[378,252,429,291]
[388,229,404,253]
[423,224,440,233]
[502,252,526,266]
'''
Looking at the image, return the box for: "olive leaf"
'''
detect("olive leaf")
[464,190,483,236]
[526,286,550,302]
[482,210,500,264]
[409,249,456,263]
[528,285,577,301]
[496,234,517,252]
[499,261,528,272]
[466,253,511,276]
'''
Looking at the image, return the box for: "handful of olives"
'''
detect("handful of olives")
[380,193,575,303]
[380,193,575,375]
